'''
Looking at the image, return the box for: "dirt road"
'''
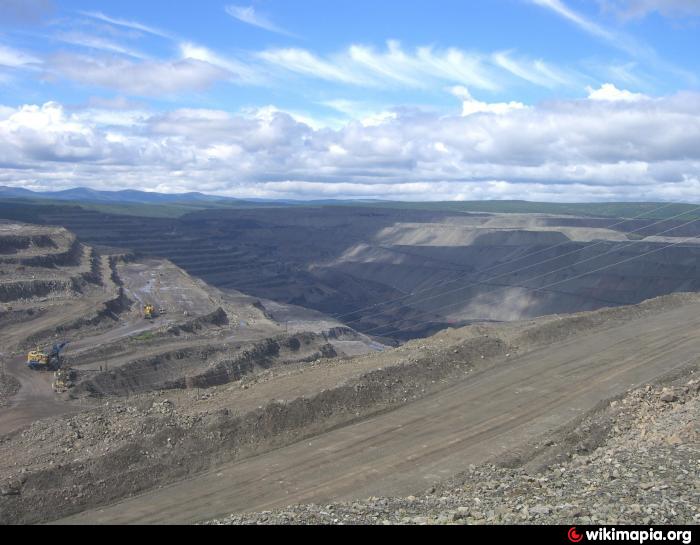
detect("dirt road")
[58,299,700,524]
[0,356,84,435]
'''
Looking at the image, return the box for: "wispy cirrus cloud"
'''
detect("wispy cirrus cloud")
[225,5,297,37]
[529,0,697,85]
[0,44,42,68]
[180,42,266,84]
[54,32,150,60]
[259,41,575,92]
[529,0,651,57]
[598,0,700,19]
[77,10,175,40]
[258,48,370,85]
[492,50,576,88]
[47,52,229,96]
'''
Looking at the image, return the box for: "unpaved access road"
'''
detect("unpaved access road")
[0,356,84,434]
[58,300,700,524]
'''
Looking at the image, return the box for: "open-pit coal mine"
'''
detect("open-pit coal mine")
[0,202,698,525]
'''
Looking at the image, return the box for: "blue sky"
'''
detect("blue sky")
[1,0,699,201]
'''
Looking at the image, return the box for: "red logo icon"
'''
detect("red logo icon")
[568,527,584,543]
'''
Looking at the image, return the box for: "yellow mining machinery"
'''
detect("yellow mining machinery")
[144,304,156,320]
[26,341,68,371]
[52,367,75,393]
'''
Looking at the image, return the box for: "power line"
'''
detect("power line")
[350,210,700,334]
[333,202,689,324]
[375,231,700,339]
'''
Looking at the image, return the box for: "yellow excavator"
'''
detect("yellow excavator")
[144,304,156,320]
[27,342,68,371]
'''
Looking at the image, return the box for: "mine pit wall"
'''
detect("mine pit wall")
[72,345,228,398]
[0,279,76,303]
[0,244,102,304]
[71,332,341,398]
[186,337,337,389]
[18,288,132,351]
[15,237,82,269]
[0,234,57,254]
[165,307,229,336]
[0,307,47,329]
[66,307,230,369]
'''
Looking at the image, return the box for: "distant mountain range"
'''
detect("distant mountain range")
[0,186,390,207]
[0,186,247,205]
[1,186,694,223]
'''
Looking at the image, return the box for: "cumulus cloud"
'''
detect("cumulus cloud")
[450,86,527,116]
[587,83,648,102]
[1,92,699,202]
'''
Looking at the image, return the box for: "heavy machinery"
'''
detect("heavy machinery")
[52,367,75,393]
[144,304,156,320]
[27,341,69,371]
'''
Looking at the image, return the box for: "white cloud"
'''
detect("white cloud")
[77,11,174,40]
[47,53,229,96]
[1,92,699,202]
[54,32,149,60]
[492,51,573,88]
[0,44,41,68]
[530,0,655,59]
[180,42,264,84]
[532,0,698,88]
[261,42,502,90]
[450,86,527,116]
[258,48,368,85]
[531,0,614,42]
[587,83,648,102]
[259,41,584,92]
[225,5,296,37]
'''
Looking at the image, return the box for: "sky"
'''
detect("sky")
[0,0,699,202]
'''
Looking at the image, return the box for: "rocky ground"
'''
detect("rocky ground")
[0,373,20,408]
[208,375,700,525]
